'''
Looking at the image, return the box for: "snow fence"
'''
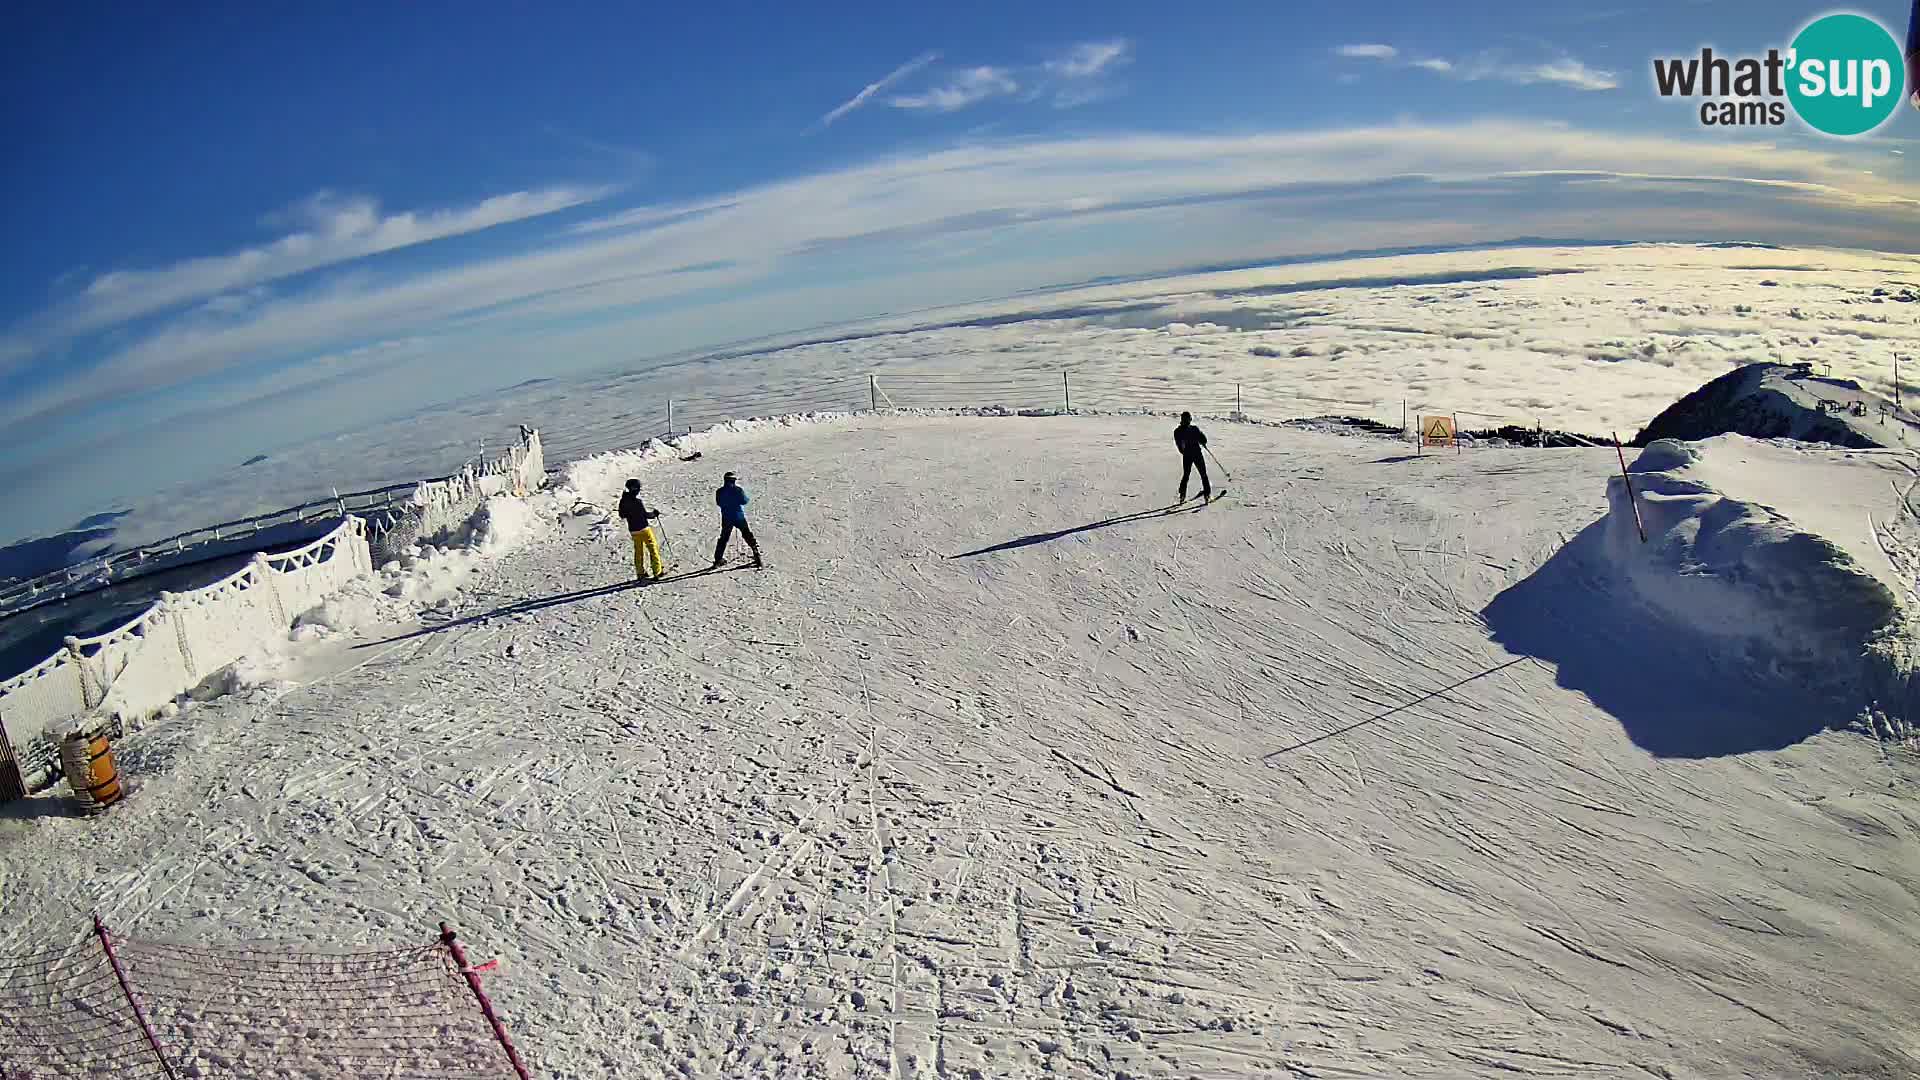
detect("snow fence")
[0,919,527,1078]
[1606,438,1919,736]
[0,518,374,795]
[0,430,545,622]
[362,428,545,565]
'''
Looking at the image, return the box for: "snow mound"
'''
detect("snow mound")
[1635,361,1920,449]
[192,646,297,702]
[291,492,555,639]
[1607,435,1919,732]
[466,491,544,553]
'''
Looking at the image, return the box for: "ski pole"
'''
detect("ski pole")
[1205,446,1233,484]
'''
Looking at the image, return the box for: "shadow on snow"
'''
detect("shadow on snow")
[945,501,1206,560]
[353,563,753,649]
[0,795,78,823]
[1482,520,1835,758]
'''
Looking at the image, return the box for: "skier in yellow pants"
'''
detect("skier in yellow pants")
[618,478,666,581]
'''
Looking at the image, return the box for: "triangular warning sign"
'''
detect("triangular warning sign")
[1419,415,1457,450]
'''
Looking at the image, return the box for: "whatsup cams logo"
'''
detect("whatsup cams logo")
[1653,11,1905,135]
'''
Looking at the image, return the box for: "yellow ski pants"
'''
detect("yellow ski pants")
[631,528,665,579]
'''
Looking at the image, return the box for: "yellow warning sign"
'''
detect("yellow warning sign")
[1420,415,1457,448]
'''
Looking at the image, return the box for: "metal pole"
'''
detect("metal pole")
[441,924,532,1080]
[1205,445,1233,484]
[1614,433,1648,544]
[1237,383,1242,418]
[0,728,25,804]
[668,398,675,436]
[94,915,177,1079]
[870,374,878,412]
[1453,414,1460,455]
[1062,372,1071,413]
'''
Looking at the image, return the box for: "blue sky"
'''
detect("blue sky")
[5,0,1920,540]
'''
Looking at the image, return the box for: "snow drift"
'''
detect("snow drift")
[1604,436,1918,736]
[294,493,557,640]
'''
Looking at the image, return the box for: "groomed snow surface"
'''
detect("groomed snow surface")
[4,414,1919,1079]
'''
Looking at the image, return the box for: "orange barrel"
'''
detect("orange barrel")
[61,732,123,810]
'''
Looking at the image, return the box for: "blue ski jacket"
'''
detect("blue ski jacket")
[716,484,749,524]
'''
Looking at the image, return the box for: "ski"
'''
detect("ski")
[1158,492,1224,517]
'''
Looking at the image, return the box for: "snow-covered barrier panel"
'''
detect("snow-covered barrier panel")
[0,518,374,793]
[0,431,545,625]
[1605,436,1919,734]
[364,429,545,564]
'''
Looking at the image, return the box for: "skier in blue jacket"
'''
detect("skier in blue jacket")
[713,471,762,568]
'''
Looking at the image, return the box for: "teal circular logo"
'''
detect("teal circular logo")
[1787,13,1904,136]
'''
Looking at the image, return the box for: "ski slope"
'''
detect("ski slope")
[3,414,1918,1079]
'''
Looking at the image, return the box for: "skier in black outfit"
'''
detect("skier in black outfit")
[1174,412,1211,503]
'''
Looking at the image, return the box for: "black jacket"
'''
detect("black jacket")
[1174,422,1208,458]
[617,491,660,532]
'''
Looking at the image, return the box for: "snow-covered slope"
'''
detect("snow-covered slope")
[3,415,1917,1079]
[1635,362,1920,449]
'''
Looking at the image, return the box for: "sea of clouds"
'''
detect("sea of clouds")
[75,241,1920,551]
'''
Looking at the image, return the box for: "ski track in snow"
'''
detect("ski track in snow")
[4,415,1919,1079]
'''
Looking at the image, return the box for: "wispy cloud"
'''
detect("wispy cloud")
[542,126,657,170]
[891,67,1020,112]
[1496,57,1618,91]
[1052,84,1121,109]
[1337,43,1617,92]
[1046,40,1130,79]
[814,51,940,130]
[10,121,1917,442]
[880,38,1132,115]
[0,185,608,375]
[1043,39,1131,107]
